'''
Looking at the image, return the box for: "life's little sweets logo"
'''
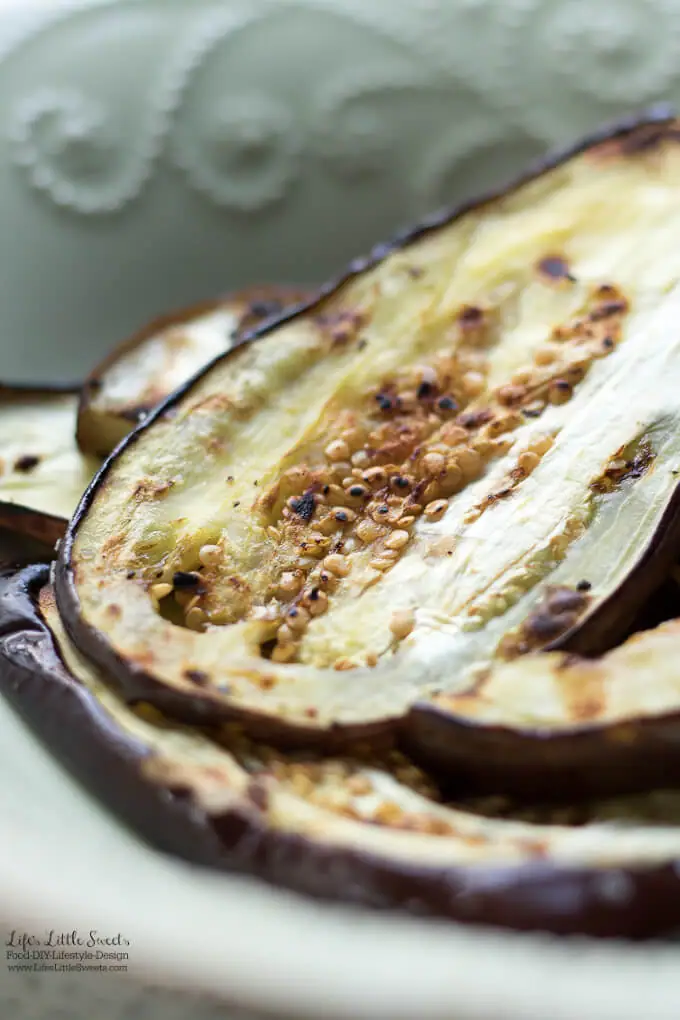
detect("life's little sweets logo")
[4,929,130,974]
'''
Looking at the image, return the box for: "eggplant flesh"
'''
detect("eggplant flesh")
[0,287,309,542]
[2,564,680,939]
[76,286,310,457]
[0,388,99,544]
[57,116,680,767]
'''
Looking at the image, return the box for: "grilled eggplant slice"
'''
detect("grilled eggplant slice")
[77,286,310,457]
[0,387,99,544]
[57,112,680,792]
[4,566,680,938]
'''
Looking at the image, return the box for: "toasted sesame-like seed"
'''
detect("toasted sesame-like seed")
[333,506,357,523]
[331,460,352,479]
[308,590,329,616]
[473,438,495,458]
[424,499,447,521]
[278,571,302,596]
[198,544,222,567]
[150,582,172,601]
[363,465,387,483]
[185,607,205,630]
[356,519,383,543]
[548,379,572,404]
[534,347,555,366]
[323,553,350,577]
[441,425,468,447]
[456,447,483,479]
[325,438,350,461]
[272,643,298,663]
[497,383,526,406]
[351,450,370,468]
[277,623,295,645]
[421,481,441,504]
[399,515,416,527]
[518,450,541,473]
[184,594,201,614]
[341,427,362,447]
[347,774,373,794]
[316,515,339,536]
[369,557,396,571]
[415,364,437,385]
[533,434,554,456]
[398,389,417,410]
[365,653,379,669]
[306,530,327,545]
[320,571,338,595]
[461,370,485,397]
[423,451,446,475]
[385,526,407,550]
[290,772,315,797]
[371,502,390,519]
[287,607,310,631]
[374,801,405,824]
[390,608,415,639]
[334,658,357,671]
[440,464,463,495]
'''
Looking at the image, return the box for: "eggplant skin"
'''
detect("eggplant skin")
[0,503,66,546]
[76,285,310,458]
[2,565,680,939]
[406,704,680,804]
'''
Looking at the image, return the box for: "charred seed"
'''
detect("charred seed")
[173,571,201,589]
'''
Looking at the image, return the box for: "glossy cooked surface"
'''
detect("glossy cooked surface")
[31,581,680,922]
[60,119,680,744]
[77,287,310,457]
[0,389,98,540]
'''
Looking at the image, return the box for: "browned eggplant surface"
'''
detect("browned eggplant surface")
[0,387,99,544]
[52,112,680,802]
[5,113,680,940]
[77,286,310,457]
[2,564,680,938]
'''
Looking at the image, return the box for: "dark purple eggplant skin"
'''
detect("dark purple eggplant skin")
[404,706,680,804]
[3,564,680,939]
[55,106,680,744]
[0,503,67,546]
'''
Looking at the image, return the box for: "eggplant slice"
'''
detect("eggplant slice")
[77,285,310,457]
[3,564,680,939]
[57,112,680,792]
[0,387,99,544]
